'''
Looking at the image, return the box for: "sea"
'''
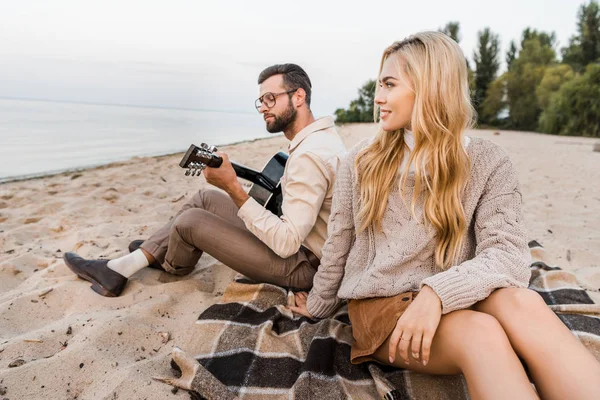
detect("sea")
[0,98,273,183]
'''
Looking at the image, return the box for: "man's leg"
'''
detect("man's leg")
[64,187,316,296]
[64,188,250,297]
[162,200,317,289]
[140,188,246,266]
[107,188,243,276]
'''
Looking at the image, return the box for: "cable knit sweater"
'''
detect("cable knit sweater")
[306,136,532,318]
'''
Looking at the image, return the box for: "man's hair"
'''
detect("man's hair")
[257,64,312,107]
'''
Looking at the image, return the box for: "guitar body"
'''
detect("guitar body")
[179,144,288,217]
[246,152,287,217]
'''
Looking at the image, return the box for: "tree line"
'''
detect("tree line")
[334,0,600,137]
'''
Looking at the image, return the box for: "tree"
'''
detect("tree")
[521,28,556,49]
[562,0,600,72]
[506,40,518,70]
[536,64,575,110]
[334,105,360,124]
[438,22,477,105]
[357,79,377,120]
[468,67,476,98]
[473,28,501,123]
[334,80,377,123]
[539,63,600,137]
[481,73,508,125]
[505,30,557,130]
[439,22,461,43]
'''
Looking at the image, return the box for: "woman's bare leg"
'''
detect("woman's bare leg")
[475,288,600,400]
[372,310,538,400]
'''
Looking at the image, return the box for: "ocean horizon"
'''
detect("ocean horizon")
[0,98,276,183]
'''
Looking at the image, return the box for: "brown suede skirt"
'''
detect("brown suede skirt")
[348,291,417,364]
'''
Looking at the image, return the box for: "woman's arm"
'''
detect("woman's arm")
[421,155,532,314]
[301,151,357,319]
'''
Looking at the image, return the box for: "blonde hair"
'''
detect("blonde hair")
[356,31,475,270]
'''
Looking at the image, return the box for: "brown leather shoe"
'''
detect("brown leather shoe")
[63,252,128,297]
[128,240,164,270]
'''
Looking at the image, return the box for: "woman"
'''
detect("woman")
[290,31,600,400]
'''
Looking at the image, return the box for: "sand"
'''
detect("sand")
[0,124,599,399]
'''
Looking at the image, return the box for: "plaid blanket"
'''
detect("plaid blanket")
[156,242,600,399]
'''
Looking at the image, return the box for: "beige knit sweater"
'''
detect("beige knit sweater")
[306,136,532,318]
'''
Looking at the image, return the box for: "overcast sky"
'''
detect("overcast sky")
[0,0,586,116]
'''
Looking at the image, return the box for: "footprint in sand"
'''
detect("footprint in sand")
[35,202,66,215]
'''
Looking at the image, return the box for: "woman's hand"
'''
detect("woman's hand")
[388,285,442,366]
[288,292,313,318]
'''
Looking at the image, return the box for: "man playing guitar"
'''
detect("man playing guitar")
[63,64,347,297]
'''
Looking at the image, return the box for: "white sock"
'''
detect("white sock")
[107,249,150,278]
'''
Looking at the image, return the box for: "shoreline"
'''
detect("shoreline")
[3,125,597,185]
[0,133,283,185]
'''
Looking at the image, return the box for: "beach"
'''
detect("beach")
[1,124,599,399]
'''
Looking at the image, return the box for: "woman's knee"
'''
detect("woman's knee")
[480,288,547,315]
[504,288,546,309]
[446,311,512,358]
[386,311,513,373]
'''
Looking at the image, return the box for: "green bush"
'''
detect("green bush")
[539,64,600,137]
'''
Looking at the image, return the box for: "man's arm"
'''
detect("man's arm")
[224,182,250,209]
[236,151,331,258]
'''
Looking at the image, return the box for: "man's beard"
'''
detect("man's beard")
[265,102,297,133]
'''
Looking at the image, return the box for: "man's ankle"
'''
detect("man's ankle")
[141,248,157,265]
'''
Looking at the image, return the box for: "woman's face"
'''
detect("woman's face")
[374,56,415,132]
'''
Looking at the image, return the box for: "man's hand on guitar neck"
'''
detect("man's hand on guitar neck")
[203,152,250,208]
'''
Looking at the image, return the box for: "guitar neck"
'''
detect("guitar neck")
[179,144,283,193]
[231,162,276,191]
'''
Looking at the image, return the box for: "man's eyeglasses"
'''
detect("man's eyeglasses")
[255,89,297,111]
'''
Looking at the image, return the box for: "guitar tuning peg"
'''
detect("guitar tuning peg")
[185,169,191,176]
[208,145,218,153]
[200,143,209,149]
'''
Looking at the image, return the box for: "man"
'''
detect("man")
[63,63,347,297]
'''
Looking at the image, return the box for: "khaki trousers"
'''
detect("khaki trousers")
[140,188,317,290]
